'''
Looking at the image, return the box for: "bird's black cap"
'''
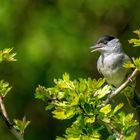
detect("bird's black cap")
[97,35,115,44]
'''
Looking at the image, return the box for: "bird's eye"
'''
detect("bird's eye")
[97,40,108,44]
[103,40,108,44]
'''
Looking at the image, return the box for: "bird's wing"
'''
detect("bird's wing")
[97,55,103,75]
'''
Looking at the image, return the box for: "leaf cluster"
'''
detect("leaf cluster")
[124,30,140,70]
[0,48,16,62]
[0,48,30,138]
[13,117,30,135]
[0,80,12,97]
[35,73,138,140]
[129,30,140,47]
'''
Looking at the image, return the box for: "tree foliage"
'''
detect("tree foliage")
[0,48,30,140]
[35,29,140,140]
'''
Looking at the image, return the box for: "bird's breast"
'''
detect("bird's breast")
[97,53,128,87]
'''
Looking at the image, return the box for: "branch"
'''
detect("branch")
[105,122,124,140]
[97,117,124,139]
[0,96,24,140]
[100,68,139,108]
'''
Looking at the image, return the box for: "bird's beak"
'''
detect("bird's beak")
[90,44,103,52]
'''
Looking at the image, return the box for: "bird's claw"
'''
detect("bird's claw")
[128,77,133,82]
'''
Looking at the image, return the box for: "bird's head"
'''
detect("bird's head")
[90,35,122,54]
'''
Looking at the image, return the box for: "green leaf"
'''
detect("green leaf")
[133,57,140,71]
[95,85,111,99]
[123,61,135,69]
[113,103,124,114]
[63,73,70,82]
[0,80,12,97]
[0,48,16,62]
[35,72,139,139]
[35,85,47,100]
[45,104,55,111]
[70,95,79,106]
[13,117,30,134]
[125,113,138,127]
[85,116,95,124]
[124,132,136,140]
[100,104,111,115]
[129,39,140,47]
[129,29,140,47]
[92,78,105,89]
[52,107,75,120]
[133,29,140,37]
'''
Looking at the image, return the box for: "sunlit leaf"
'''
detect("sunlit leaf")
[0,48,16,62]
[133,57,140,70]
[85,116,95,124]
[100,104,111,115]
[133,29,140,37]
[13,117,30,134]
[124,132,136,140]
[35,85,47,100]
[113,103,124,114]
[0,80,12,97]
[95,85,111,99]
[123,61,135,69]
[63,73,70,82]
[129,30,140,47]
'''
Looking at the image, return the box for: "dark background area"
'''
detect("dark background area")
[0,0,140,139]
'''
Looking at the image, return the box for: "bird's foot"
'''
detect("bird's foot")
[128,77,133,82]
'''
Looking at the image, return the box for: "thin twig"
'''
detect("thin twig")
[97,117,124,139]
[100,68,139,108]
[105,122,124,140]
[0,96,24,140]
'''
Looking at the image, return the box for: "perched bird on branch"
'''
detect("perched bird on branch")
[90,35,140,108]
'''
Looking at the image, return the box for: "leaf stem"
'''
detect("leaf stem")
[0,96,24,140]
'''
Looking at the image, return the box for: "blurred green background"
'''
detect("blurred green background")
[0,0,140,139]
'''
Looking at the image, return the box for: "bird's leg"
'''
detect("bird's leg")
[128,77,133,82]
[107,85,116,103]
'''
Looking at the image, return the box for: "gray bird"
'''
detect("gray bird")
[90,35,140,107]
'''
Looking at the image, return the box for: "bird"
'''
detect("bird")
[90,35,140,108]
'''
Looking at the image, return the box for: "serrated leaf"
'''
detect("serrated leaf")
[100,104,111,115]
[129,30,140,47]
[63,73,70,82]
[57,81,69,89]
[35,85,47,100]
[53,108,67,120]
[124,132,136,140]
[133,29,140,37]
[123,61,135,69]
[133,57,140,70]
[93,78,105,89]
[95,85,111,99]
[53,107,75,120]
[0,48,16,62]
[13,117,30,134]
[85,116,95,124]
[45,104,55,111]
[102,117,110,123]
[0,80,12,97]
[129,39,140,47]
[70,95,79,106]
[113,103,124,114]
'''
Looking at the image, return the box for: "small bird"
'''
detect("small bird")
[90,35,140,107]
